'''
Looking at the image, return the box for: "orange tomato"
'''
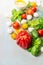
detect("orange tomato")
[26,8,34,15]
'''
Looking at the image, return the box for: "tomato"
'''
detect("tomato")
[26,9,34,15]
[38,30,43,36]
[12,22,20,29]
[22,23,28,29]
[11,32,17,40]
[21,14,27,19]
[15,28,23,34]
[31,7,37,12]
[30,2,37,7]
[16,31,32,49]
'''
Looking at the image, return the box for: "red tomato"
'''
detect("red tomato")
[38,29,43,36]
[12,22,20,29]
[21,14,27,19]
[27,9,34,15]
[16,31,32,49]
[31,7,37,12]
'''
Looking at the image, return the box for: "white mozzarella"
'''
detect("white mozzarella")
[28,27,34,32]
[7,27,13,34]
[21,19,27,24]
[41,47,43,52]
[27,15,32,20]
[33,12,39,18]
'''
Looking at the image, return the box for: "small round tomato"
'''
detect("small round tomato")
[30,2,37,7]
[15,28,23,34]
[21,14,27,19]
[27,9,34,15]
[31,7,37,12]
[11,32,17,40]
[22,23,28,29]
[38,29,43,36]
[12,22,20,29]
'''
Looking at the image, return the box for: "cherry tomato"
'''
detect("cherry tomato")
[38,29,43,36]
[12,22,20,29]
[26,9,34,15]
[21,14,27,19]
[30,2,37,7]
[31,7,37,12]
[11,32,17,40]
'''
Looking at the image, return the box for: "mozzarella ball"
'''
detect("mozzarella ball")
[27,15,32,20]
[21,19,27,24]
[33,12,39,18]
[7,27,13,34]
[41,47,43,53]
[28,27,34,32]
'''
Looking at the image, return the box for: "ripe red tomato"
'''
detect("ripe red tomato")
[16,31,32,49]
[12,22,20,29]
[38,29,43,36]
[26,9,34,15]
[31,7,37,12]
[21,14,27,19]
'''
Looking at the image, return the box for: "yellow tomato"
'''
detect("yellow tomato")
[15,28,23,34]
[22,23,28,29]
[30,2,37,7]
[11,32,17,40]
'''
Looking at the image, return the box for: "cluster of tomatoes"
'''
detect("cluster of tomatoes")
[7,2,43,49]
